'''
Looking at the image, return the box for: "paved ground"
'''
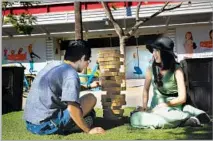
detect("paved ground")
[22,79,153,109]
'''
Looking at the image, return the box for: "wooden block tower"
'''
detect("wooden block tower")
[98,49,126,120]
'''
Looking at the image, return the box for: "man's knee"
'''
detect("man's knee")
[82,93,97,106]
[87,93,97,106]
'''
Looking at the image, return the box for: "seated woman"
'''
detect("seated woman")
[130,36,211,129]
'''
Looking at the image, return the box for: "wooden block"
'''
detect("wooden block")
[121,86,126,91]
[102,105,122,110]
[107,53,120,57]
[102,84,121,88]
[99,65,119,69]
[99,76,122,83]
[111,99,126,104]
[99,61,121,66]
[104,57,120,62]
[102,87,121,91]
[100,64,120,69]
[99,50,120,54]
[108,58,120,62]
[98,58,105,62]
[106,91,121,95]
[100,68,120,73]
[99,76,111,80]
[101,80,121,85]
[103,109,123,120]
[112,109,124,115]
[101,94,125,103]
[98,62,106,66]
[100,72,118,77]
[120,54,124,58]
[102,101,126,107]
[107,61,121,66]
[101,90,121,95]
[98,54,104,58]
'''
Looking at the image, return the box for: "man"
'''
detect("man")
[24,40,105,135]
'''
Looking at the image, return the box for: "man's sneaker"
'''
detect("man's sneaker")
[184,117,201,127]
[196,113,211,124]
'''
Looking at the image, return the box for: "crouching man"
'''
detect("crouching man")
[24,40,105,135]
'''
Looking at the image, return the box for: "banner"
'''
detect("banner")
[176,25,213,61]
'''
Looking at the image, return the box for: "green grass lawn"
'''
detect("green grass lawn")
[2,107,212,140]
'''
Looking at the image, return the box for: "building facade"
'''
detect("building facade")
[2,1,213,78]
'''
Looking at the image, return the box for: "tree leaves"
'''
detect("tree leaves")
[4,13,37,35]
[2,1,39,35]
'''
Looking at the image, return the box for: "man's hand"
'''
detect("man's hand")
[90,81,100,88]
[88,127,105,134]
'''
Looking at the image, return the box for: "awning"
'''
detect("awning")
[2,12,212,39]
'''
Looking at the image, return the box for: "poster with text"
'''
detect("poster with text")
[176,25,213,61]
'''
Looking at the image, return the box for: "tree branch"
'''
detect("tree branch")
[101,2,124,37]
[126,1,183,37]
[136,2,142,21]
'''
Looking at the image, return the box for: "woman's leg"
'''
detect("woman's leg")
[183,104,211,124]
[130,107,190,129]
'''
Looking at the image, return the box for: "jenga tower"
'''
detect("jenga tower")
[98,49,126,120]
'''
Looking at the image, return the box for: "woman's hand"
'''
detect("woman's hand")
[136,106,147,112]
[156,103,168,108]
[152,103,168,111]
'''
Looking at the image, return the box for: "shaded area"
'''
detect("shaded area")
[93,116,130,130]
[169,124,213,140]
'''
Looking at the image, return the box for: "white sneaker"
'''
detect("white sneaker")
[184,117,201,127]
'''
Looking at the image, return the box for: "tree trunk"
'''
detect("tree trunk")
[74,2,87,76]
[74,2,83,40]
[120,37,126,89]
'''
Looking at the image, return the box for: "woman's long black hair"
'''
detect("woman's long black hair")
[152,50,177,87]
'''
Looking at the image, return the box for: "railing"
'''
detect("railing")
[2,0,212,27]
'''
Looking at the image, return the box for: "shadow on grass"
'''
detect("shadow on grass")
[93,116,130,130]
[62,116,130,135]
[167,123,213,140]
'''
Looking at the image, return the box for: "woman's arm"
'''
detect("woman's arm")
[157,68,187,108]
[167,68,187,106]
[142,67,152,110]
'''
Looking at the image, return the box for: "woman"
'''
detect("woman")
[130,36,211,129]
[184,32,195,58]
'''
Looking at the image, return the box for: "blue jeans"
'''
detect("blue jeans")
[26,109,76,135]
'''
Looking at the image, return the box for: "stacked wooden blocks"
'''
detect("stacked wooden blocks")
[98,50,126,120]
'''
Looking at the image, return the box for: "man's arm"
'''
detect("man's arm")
[80,81,100,91]
[67,102,90,133]
[80,85,90,91]
[67,101,105,134]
